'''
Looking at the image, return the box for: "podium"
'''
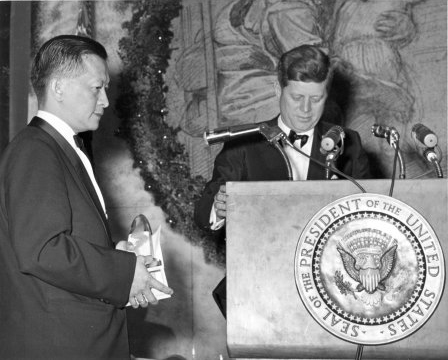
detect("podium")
[226,179,447,359]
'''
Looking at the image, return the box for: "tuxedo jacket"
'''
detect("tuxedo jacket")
[194,117,371,230]
[0,117,137,359]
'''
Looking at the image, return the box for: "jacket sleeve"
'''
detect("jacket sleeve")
[3,137,136,307]
[194,141,247,230]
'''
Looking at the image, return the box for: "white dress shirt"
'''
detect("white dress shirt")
[277,115,314,181]
[37,110,107,216]
[209,116,315,229]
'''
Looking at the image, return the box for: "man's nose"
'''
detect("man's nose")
[300,97,311,113]
[99,88,109,108]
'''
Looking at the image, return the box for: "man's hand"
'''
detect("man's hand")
[128,255,173,308]
[115,240,135,252]
[375,10,416,46]
[213,184,227,221]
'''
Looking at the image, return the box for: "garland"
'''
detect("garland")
[115,0,224,266]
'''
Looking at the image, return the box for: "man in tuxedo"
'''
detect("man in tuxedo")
[194,44,371,317]
[0,35,173,359]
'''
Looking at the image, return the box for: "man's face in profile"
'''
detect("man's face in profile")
[59,54,110,134]
[276,79,328,133]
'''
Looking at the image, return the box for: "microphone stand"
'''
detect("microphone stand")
[258,123,293,181]
[324,147,343,180]
[388,130,406,179]
[355,344,364,360]
[423,148,444,178]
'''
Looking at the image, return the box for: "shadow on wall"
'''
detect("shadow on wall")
[125,229,196,360]
[127,307,182,360]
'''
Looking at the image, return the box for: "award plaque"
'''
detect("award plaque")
[128,214,170,300]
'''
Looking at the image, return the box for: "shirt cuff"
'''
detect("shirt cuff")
[209,201,225,230]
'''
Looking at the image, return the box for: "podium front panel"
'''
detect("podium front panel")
[226,179,447,359]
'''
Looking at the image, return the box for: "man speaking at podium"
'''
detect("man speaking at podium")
[194,44,371,318]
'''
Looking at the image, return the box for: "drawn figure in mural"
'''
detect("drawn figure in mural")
[194,44,371,317]
[213,0,327,126]
[329,0,426,177]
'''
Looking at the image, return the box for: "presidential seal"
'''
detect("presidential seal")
[294,193,445,345]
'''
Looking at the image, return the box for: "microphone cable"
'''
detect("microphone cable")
[371,123,406,196]
[389,140,400,197]
[283,140,367,193]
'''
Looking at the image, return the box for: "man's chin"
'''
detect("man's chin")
[292,122,316,133]
[88,116,102,130]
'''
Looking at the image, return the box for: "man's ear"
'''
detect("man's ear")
[50,78,64,101]
[273,80,281,98]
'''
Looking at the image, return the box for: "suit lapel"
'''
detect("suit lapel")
[307,122,328,180]
[28,117,112,241]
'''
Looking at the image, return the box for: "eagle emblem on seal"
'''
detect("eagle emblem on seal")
[337,228,398,294]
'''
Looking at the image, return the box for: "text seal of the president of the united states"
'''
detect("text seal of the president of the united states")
[294,193,444,345]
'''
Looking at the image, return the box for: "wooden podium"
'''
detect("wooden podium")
[226,179,447,359]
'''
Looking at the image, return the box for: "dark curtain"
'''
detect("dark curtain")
[0,2,10,154]
[0,1,31,156]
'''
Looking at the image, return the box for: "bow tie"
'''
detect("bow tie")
[73,134,87,155]
[288,131,309,147]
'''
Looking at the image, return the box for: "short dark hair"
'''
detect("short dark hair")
[277,44,330,88]
[31,35,108,103]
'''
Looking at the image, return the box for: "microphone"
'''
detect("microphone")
[371,124,400,142]
[372,124,405,179]
[411,124,443,178]
[411,123,438,148]
[422,147,444,178]
[372,124,392,138]
[321,125,345,152]
[204,123,260,145]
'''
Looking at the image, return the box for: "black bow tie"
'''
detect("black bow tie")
[288,131,309,147]
[73,135,87,154]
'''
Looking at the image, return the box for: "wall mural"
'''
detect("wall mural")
[171,0,447,181]
[329,0,429,178]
